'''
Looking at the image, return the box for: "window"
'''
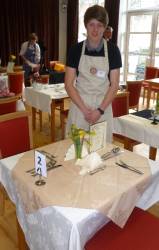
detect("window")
[78,0,104,42]
[119,0,159,81]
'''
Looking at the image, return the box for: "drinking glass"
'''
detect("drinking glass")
[151,107,158,125]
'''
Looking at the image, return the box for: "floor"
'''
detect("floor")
[0,96,159,250]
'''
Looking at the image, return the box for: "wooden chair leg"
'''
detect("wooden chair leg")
[39,110,42,131]
[0,183,5,216]
[16,218,28,250]
[32,107,36,130]
[143,88,146,105]
[149,146,157,160]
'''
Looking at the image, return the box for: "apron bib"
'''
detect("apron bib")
[66,39,113,142]
[23,43,36,80]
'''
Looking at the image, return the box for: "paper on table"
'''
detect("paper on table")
[89,121,107,152]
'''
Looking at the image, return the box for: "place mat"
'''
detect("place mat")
[12,140,151,228]
[132,109,159,122]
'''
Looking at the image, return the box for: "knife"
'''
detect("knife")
[115,162,143,175]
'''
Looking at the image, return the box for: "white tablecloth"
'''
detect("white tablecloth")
[1,153,159,250]
[113,114,159,148]
[25,84,68,114]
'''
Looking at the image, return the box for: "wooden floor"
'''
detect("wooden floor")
[0,97,159,250]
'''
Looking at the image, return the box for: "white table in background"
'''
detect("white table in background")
[113,114,159,159]
[25,84,68,141]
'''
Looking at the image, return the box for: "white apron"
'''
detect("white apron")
[66,39,113,142]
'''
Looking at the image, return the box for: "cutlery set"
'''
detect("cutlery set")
[26,147,143,176]
[116,160,144,175]
[26,150,62,177]
[89,147,144,175]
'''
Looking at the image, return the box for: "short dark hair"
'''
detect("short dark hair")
[84,5,109,28]
[29,33,38,41]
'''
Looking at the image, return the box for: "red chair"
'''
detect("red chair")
[112,91,139,150]
[112,91,129,144]
[85,207,159,250]
[0,110,33,215]
[0,110,33,158]
[0,95,20,115]
[112,91,129,117]
[126,81,142,111]
[8,71,24,95]
[142,66,158,105]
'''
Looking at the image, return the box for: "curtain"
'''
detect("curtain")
[104,0,120,45]
[0,0,59,66]
[66,0,79,56]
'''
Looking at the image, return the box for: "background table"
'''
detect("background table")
[25,84,68,141]
[113,114,159,159]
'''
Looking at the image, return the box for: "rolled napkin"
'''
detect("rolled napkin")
[76,152,105,176]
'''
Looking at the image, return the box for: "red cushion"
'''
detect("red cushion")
[9,73,24,94]
[112,96,128,117]
[85,207,159,250]
[0,116,30,158]
[0,101,16,115]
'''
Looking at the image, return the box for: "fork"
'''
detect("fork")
[101,147,121,161]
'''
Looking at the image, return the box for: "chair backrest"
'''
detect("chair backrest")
[126,81,142,110]
[0,111,33,158]
[39,74,49,84]
[0,95,20,115]
[112,91,129,117]
[8,71,24,95]
[144,66,158,80]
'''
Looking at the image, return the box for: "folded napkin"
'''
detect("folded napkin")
[64,144,88,161]
[76,152,105,176]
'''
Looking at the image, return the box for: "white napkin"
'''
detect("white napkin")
[64,144,88,161]
[75,152,105,176]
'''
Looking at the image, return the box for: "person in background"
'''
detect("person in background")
[19,33,41,86]
[65,5,122,142]
[103,26,113,41]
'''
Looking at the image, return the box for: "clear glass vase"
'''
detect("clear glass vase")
[74,140,83,159]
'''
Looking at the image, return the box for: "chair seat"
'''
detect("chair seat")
[85,207,159,250]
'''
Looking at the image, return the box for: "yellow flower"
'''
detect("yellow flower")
[69,124,95,159]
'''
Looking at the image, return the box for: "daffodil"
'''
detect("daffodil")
[69,124,95,159]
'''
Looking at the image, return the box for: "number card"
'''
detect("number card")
[35,150,47,177]
[89,121,107,152]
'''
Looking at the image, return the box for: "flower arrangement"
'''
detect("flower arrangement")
[9,54,16,62]
[70,124,95,159]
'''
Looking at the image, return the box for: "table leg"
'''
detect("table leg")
[146,84,151,109]
[0,183,5,215]
[32,107,36,130]
[16,218,28,250]
[51,100,56,142]
[149,146,157,160]
[124,137,134,151]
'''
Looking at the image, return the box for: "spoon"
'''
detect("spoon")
[101,147,120,160]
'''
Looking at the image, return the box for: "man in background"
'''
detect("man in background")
[103,26,113,41]
[20,33,41,86]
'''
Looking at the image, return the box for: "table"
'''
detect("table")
[144,78,159,109]
[25,84,68,141]
[113,114,159,159]
[1,140,159,250]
